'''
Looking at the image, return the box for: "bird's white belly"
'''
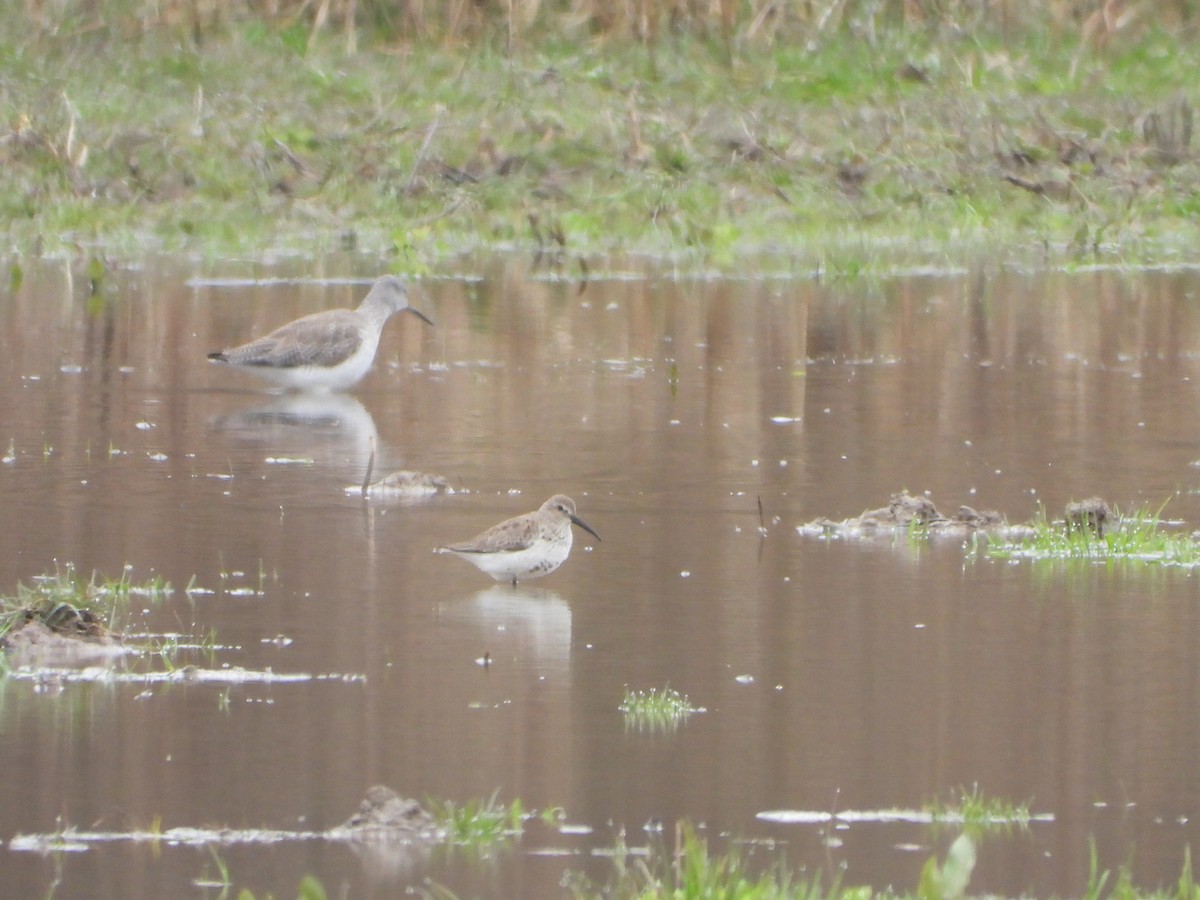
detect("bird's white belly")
[258,337,379,392]
[465,542,570,581]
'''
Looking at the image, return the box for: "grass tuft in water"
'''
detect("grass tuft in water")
[987,501,1200,569]
[925,784,1032,829]
[426,790,524,846]
[619,685,703,731]
[0,564,174,643]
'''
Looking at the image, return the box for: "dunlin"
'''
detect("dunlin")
[208,275,432,392]
[435,494,600,585]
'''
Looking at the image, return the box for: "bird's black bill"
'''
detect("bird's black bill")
[571,516,601,542]
[406,306,435,327]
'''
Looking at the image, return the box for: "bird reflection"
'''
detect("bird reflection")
[211,392,379,469]
[439,585,572,670]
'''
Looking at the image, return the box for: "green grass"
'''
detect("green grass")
[918,832,977,900]
[568,825,1200,900]
[5,15,1200,268]
[619,685,703,731]
[112,807,1200,899]
[986,502,1200,569]
[1083,841,1200,900]
[426,791,524,846]
[925,785,1032,833]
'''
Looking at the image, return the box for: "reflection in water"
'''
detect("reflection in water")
[210,392,379,469]
[438,585,572,671]
[344,834,433,890]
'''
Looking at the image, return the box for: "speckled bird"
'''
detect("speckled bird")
[435,495,601,585]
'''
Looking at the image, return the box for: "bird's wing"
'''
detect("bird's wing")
[225,311,363,369]
[448,516,538,554]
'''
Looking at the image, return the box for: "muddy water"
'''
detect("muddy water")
[4,256,1200,897]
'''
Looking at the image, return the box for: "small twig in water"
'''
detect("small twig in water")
[361,437,376,498]
[577,256,589,295]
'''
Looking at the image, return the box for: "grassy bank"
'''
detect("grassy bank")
[4,6,1200,270]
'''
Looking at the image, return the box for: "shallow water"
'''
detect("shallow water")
[4,255,1200,896]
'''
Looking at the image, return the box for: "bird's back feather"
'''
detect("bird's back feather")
[217,310,364,369]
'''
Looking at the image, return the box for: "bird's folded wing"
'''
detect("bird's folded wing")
[238,313,362,368]
[449,518,537,553]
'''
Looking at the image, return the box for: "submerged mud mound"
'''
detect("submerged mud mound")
[1064,497,1112,538]
[1,608,128,668]
[797,491,1011,539]
[333,786,437,838]
[357,469,457,501]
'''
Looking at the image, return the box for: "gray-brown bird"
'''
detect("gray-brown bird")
[208,275,432,392]
[435,495,600,585]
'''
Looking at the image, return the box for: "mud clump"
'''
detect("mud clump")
[1065,497,1112,538]
[1,605,127,667]
[799,490,1007,539]
[337,786,436,836]
[362,470,455,500]
[856,492,1006,529]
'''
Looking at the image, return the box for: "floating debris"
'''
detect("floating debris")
[756,808,1054,825]
[3,665,367,686]
[10,826,326,853]
[13,786,444,855]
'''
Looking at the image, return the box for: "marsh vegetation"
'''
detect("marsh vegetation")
[5,2,1200,268]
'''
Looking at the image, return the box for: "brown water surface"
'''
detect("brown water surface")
[4,256,1200,897]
